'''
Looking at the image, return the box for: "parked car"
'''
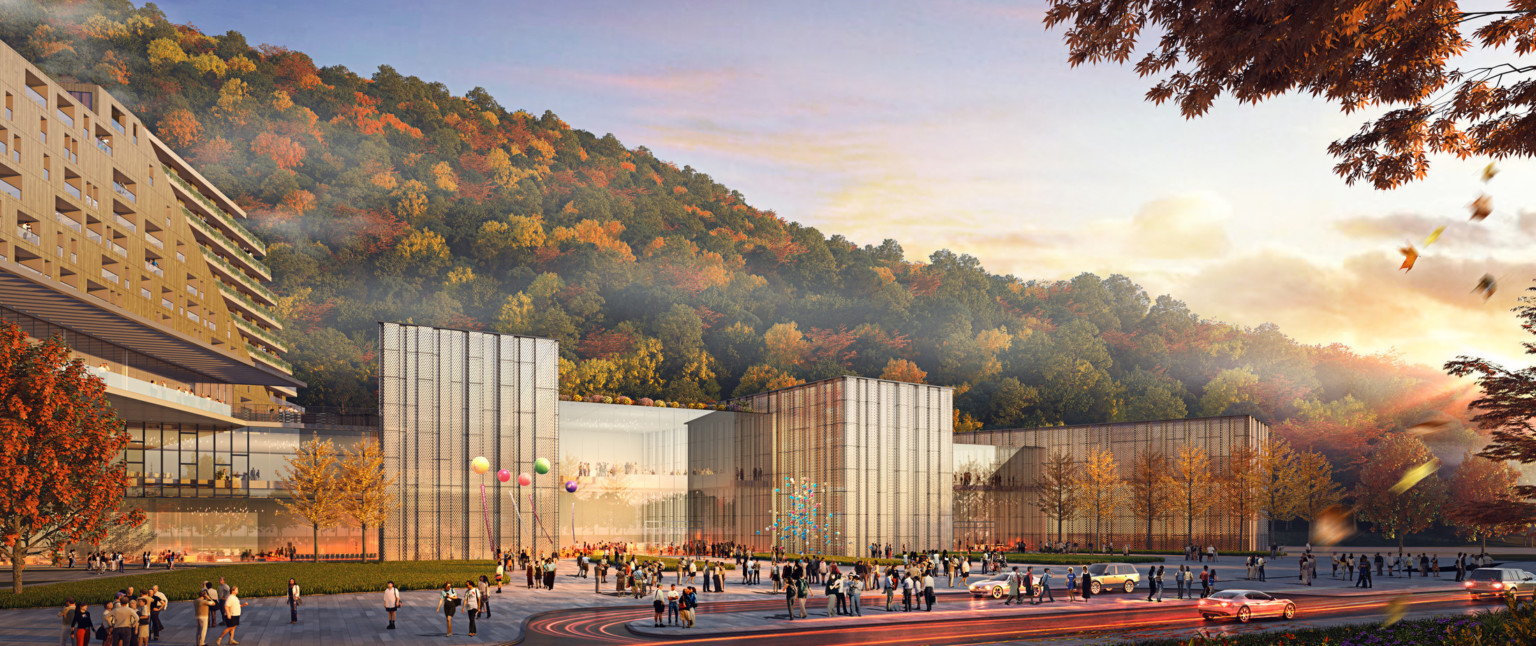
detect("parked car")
[1197,589,1296,622]
[1085,562,1140,594]
[967,573,1013,598]
[1466,568,1536,599]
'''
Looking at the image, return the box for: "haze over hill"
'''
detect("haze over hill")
[0,0,1491,483]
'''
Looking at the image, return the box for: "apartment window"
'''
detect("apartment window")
[41,154,49,181]
[4,93,12,121]
[23,76,46,108]
[55,104,73,130]
[10,136,18,163]
[38,116,46,145]
[0,168,21,201]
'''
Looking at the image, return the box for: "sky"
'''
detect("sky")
[153,0,1536,371]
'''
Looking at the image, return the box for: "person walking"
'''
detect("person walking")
[383,581,401,630]
[1257,556,1266,582]
[795,576,809,619]
[71,598,92,646]
[1154,566,1165,602]
[1146,565,1159,602]
[1039,568,1055,603]
[496,561,506,593]
[785,577,798,621]
[1066,567,1079,602]
[214,586,243,646]
[1080,567,1093,601]
[478,575,491,618]
[464,579,480,637]
[825,575,839,617]
[885,571,897,611]
[108,598,136,646]
[286,578,301,624]
[194,582,217,646]
[849,574,864,616]
[923,571,936,611]
[667,584,681,626]
[150,585,167,640]
[57,599,76,646]
[215,577,230,630]
[435,582,459,637]
[1005,566,1021,605]
[652,583,668,627]
[1199,566,1211,598]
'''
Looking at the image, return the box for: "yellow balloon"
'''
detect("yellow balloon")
[471,456,491,475]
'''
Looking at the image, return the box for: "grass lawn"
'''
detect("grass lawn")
[0,560,499,609]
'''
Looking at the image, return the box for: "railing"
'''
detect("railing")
[62,182,81,199]
[186,283,203,298]
[108,240,126,257]
[15,226,39,245]
[232,315,287,352]
[99,369,231,418]
[55,108,72,129]
[24,85,45,108]
[144,232,163,248]
[85,229,101,243]
[38,130,44,144]
[0,181,19,200]
[186,310,200,324]
[184,207,270,279]
[112,181,134,203]
[160,297,173,310]
[217,282,281,326]
[244,342,292,373]
[110,119,124,134]
[163,164,265,255]
[100,267,119,284]
[202,246,276,303]
[96,138,112,156]
[54,211,81,232]
[113,213,135,232]
[140,287,150,299]
[233,406,378,429]
[144,260,163,277]
[63,149,75,164]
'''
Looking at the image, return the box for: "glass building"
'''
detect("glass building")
[954,415,1271,551]
[379,322,560,561]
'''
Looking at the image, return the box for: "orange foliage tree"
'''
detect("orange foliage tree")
[1352,434,1447,554]
[880,358,927,383]
[1044,1,1536,189]
[1444,452,1522,554]
[252,132,307,170]
[156,108,202,147]
[0,323,144,592]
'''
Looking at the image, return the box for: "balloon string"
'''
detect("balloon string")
[528,493,556,550]
[480,483,495,556]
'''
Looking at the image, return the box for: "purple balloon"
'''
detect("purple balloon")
[564,480,578,493]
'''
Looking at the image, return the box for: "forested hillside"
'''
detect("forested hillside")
[0,1,1478,479]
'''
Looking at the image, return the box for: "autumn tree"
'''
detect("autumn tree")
[880,358,927,384]
[1291,449,1343,529]
[1352,434,1448,555]
[0,325,144,593]
[1444,452,1521,554]
[1076,447,1125,548]
[278,439,343,562]
[1220,445,1261,549]
[1255,438,1300,541]
[338,441,397,562]
[1172,444,1215,548]
[1033,450,1080,544]
[1127,449,1177,549]
[1449,286,1536,499]
[1044,1,1536,188]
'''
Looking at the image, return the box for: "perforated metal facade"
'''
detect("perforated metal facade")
[380,323,559,561]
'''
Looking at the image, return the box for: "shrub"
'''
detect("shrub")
[638,397,653,406]
[616,395,633,405]
[602,395,613,404]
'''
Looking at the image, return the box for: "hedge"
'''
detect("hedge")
[1134,597,1532,645]
[1133,550,1277,558]
[751,552,1164,567]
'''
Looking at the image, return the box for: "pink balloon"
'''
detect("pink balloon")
[517,473,532,487]
[496,469,512,483]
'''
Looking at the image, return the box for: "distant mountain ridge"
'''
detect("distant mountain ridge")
[0,1,1476,479]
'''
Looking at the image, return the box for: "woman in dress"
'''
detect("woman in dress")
[1079,567,1093,600]
[434,582,459,636]
[1066,567,1078,602]
[287,578,301,624]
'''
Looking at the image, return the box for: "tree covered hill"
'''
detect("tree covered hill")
[0,1,1477,477]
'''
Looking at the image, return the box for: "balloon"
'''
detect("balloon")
[517,473,532,487]
[496,469,512,483]
[471,456,491,475]
[534,458,551,474]
[565,480,578,493]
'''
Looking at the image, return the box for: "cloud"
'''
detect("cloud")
[1118,194,1232,259]
[1334,212,1526,249]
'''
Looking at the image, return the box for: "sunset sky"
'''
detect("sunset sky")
[156,0,1536,371]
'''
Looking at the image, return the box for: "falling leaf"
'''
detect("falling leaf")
[1383,596,1409,626]
[1424,226,1445,247]
[1482,162,1499,183]
[1470,194,1493,221]
[1399,244,1418,271]
[1473,274,1497,302]
[1389,459,1441,494]
[1311,505,1355,546]
[1406,414,1456,437]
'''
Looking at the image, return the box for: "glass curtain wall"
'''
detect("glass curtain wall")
[686,410,773,551]
[380,323,559,561]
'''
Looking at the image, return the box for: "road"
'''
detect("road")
[518,588,1494,645]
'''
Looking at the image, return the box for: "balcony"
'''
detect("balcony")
[62,183,81,200]
[183,207,270,280]
[96,138,112,157]
[144,232,163,248]
[163,165,265,255]
[111,181,134,203]
[100,267,119,284]
[0,181,19,200]
[24,85,45,108]
[144,260,163,277]
[110,119,124,134]
[85,229,101,244]
[201,246,276,305]
[108,240,126,257]
[55,108,72,129]
[216,281,282,329]
[15,226,39,246]
[245,342,292,374]
[113,213,135,233]
[99,369,232,419]
[53,211,81,232]
[233,315,288,353]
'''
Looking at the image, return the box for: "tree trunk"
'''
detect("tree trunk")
[10,551,23,594]
[361,522,368,562]
[313,523,320,562]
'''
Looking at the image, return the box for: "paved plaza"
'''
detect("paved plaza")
[0,553,1525,645]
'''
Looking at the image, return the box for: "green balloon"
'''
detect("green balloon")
[534,457,551,474]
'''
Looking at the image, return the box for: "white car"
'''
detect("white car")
[1466,568,1536,599]
[967,573,1012,598]
[1197,589,1296,623]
